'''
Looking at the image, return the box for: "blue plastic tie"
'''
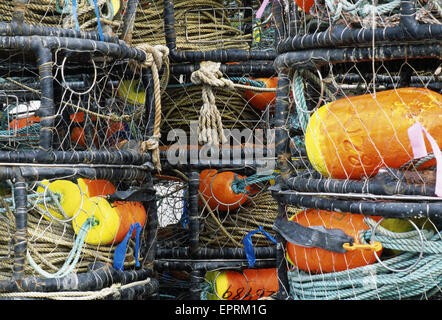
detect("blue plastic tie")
[243,226,276,267]
[71,0,80,31]
[113,222,142,271]
[92,0,105,41]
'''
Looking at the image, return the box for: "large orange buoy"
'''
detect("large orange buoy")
[286,209,382,273]
[294,0,315,12]
[244,77,277,111]
[305,87,442,179]
[199,169,250,211]
[205,268,278,300]
[112,200,147,243]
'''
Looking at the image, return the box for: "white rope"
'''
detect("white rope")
[190,61,235,145]
[0,278,152,300]
[135,44,170,172]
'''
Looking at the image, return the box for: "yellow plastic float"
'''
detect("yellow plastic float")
[117,80,145,105]
[205,268,278,300]
[305,87,442,179]
[72,196,122,245]
[36,179,83,220]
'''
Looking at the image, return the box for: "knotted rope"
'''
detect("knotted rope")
[190,61,277,146]
[190,61,234,146]
[132,44,170,172]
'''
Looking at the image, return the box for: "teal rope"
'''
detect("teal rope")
[228,77,266,88]
[288,218,442,300]
[231,173,276,194]
[292,71,310,132]
[0,123,40,141]
[26,217,98,278]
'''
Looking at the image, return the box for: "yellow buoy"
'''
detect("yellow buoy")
[117,80,145,105]
[72,196,120,245]
[36,180,83,221]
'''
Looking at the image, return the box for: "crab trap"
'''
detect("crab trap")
[148,14,285,301]
[0,1,169,300]
[153,145,284,299]
[266,0,442,300]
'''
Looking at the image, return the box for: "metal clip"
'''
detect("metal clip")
[343,241,382,252]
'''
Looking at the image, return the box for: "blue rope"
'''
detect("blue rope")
[92,0,105,41]
[71,0,80,31]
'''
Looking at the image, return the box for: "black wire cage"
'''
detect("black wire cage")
[127,0,284,300]
[0,1,162,300]
[153,146,282,300]
[270,0,442,300]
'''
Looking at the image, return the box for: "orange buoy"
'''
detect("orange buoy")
[205,268,278,300]
[199,169,250,211]
[286,209,382,273]
[77,178,116,197]
[112,200,147,243]
[294,0,315,13]
[9,116,40,131]
[70,127,99,148]
[244,77,277,111]
[305,87,442,179]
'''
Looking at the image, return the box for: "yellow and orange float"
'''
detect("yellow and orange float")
[205,268,278,300]
[72,178,146,245]
[305,87,442,179]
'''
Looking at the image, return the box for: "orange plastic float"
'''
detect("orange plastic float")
[199,169,250,211]
[244,77,277,111]
[305,87,442,179]
[294,0,315,12]
[9,115,40,131]
[286,209,383,273]
[70,126,100,148]
[77,178,116,197]
[205,268,278,300]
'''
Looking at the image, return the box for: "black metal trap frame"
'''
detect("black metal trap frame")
[161,0,278,78]
[269,0,442,300]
